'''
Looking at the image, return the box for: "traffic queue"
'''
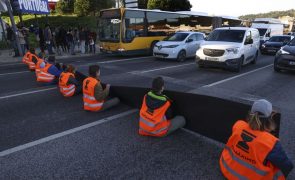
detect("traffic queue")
[22,49,293,179]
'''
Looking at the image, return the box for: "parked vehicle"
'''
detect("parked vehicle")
[153,32,205,62]
[274,37,295,72]
[261,35,294,55]
[251,18,284,47]
[196,27,260,72]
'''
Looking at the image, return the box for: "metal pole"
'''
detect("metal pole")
[0,13,7,42]
[5,0,23,56]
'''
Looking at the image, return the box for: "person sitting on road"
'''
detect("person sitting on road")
[220,99,293,180]
[23,48,39,71]
[83,65,120,112]
[59,65,82,97]
[37,61,63,84]
[22,50,31,64]
[139,77,186,137]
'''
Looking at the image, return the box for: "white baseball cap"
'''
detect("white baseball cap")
[251,99,273,117]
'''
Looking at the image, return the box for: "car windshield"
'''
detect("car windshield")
[269,36,290,43]
[257,28,267,36]
[206,30,245,43]
[163,33,189,41]
[288,38,295,46]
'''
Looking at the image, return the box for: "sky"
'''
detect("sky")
[191,0,295,17]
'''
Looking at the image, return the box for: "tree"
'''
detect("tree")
[74,0,91,16]
[147,0,192,11]
[56,0,75,14]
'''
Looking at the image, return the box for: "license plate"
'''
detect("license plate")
[205,57,218,61]
[268,49,276,52]
[289,61,295,65]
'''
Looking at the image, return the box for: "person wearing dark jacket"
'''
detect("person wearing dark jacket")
[219,99,293,179]
[139,77,186,137]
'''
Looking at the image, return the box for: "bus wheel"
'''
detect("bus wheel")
[177,50,186,62]
[149,41,157,55]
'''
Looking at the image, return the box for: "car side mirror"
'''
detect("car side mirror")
[186,39,193,43]
[245,39,253,45]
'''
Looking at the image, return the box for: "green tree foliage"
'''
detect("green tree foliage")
[74,0,116,16]
[147,0,192,11]
[56,0,75,14]
[240,9,295,20]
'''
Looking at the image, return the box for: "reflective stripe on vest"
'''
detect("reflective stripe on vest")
[37,64,55,82]
[221,156,248,180]
[139,116,167,128]
[224,146,268,176]
[59,72,76,97]
[82,77,104,111]
[139,126,169,136]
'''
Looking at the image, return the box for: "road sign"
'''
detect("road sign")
[124,0,138,8]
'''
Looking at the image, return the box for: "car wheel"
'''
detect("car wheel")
[251,52,258,64]
[233,56,243,72]
[177,50,186,62]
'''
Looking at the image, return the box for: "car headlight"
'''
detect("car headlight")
[261,44,266,48]
[226,48,239,54]
[277,48,290,55]
[164,45,179,48]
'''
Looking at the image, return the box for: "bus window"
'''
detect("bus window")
[123,10,145,43]
[99,10,121,42]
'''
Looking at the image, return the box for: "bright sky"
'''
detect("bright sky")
[191,0,295,17]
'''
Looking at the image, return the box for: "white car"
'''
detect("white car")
[153,32,205,62]
[196,27,260,72]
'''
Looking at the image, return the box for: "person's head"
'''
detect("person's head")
[66,65,76,73]
[89,65,100,78]
[152,77,165,94]
[247,99,276,132]
[29,47,35,54]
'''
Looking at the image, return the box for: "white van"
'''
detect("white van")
[251,18,284,46]
[196,27,260,72]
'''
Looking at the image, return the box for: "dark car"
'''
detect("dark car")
[274,37,295,72]
[261,35,293,55]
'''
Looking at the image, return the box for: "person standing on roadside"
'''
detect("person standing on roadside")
[44,24,54,54]
[79,27,86,54]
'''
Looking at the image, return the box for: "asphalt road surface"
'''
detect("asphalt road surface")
[0,54,294,179]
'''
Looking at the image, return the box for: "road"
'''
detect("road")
[0,54,294,179]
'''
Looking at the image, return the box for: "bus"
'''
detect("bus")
[98,8,241,55]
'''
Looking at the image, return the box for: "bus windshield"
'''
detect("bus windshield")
[99,10,121,42]
[207,30,245,43]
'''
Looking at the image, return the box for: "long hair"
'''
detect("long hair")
[247,112,276,132]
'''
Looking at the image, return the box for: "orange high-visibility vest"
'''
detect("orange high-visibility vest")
[22,51,31,64]
[83,77,104,111]
[27,53,39,70]
[139,94,171,137]
[37,63,55,82]
[35,58,45,77]
[220,120,285,180]
[59,72,76,97]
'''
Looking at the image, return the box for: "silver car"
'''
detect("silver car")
[153,32,205,62]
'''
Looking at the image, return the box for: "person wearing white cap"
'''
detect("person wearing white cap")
[219,99,293,180]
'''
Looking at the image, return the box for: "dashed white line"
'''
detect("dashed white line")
[0,109,137,157]
[0,71,30,76]
[203,64,273,88]
[0,87,57,100]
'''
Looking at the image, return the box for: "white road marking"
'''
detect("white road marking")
[0,62,23,67]
[0,87,57,100]
[80,56,152,67]
[0,71,30,76]
[203,64,273,88]
[0,109,137,157]
[130,62,195,74]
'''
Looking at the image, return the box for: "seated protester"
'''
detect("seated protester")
[37,61,63,84]
[83,65,120,112]
[59,65,82,97]
[25,48,39,71]
[139,77,186,137]
[22,50,31,64]
[220,99,293,180]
